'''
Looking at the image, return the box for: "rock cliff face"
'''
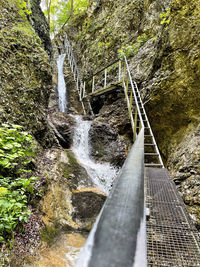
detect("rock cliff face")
[0,0,54,146]
[29,0,52,57]
[60,0,200,226]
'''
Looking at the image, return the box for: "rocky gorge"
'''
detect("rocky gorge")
[0,0,199,266]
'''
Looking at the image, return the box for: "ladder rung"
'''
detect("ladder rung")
[144,143,156,146]
[137,126,149,129]
[144,153,159,156]
[145,163,163,167]
[144,135,153,137]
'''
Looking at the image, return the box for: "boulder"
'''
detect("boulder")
[49,112,75,148]
[72,187,106,221]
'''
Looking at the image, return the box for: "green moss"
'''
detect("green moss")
[63,166,72,179]
[66,150,80,167]
[0,0,53,146]
[12,22,37,38]
[40,225,58,245]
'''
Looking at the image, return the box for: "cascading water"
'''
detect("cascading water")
[72,115,118,195]
[57,54,67,112]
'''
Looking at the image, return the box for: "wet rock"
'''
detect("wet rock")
[89,120,126,167]
[49,112,75,148]
[32,232,86,267]
[38,148,92,230]
[72,187,106,221]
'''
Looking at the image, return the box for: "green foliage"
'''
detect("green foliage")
[15,0,32,17]
[118,33,149,59]
[43,0,89,35]
[0,124,37,244]
[160,8,171,25]
[0,123,35,175]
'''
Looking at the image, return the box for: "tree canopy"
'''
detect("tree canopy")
[42,0,89,36]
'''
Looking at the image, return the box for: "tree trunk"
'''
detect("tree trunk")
[71,0,74,17]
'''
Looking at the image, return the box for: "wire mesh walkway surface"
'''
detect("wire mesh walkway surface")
[145,168,200,266]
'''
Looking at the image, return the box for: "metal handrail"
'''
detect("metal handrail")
[75,129,146,267]
[64,36,94,115]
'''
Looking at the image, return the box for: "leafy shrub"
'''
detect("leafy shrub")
[118,33,149,59]
[0,123,37,244]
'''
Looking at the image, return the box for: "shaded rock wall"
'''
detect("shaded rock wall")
[59,0,200,226]
[0,0,54,146]
[29,0,52,57]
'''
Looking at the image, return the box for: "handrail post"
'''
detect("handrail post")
[118,60,121,82]
[104,68,107,89]
[77,79,79,95]
[129,89,133,118]
[80,84,83,101]
[83,81,86,98]
[125,76,129,100]
[123,60,126,85]
[134,107,138,141]
[63,35,93,115]
[92,76,95,93]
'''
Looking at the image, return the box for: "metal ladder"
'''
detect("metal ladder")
[131,81,164,168]
[87,56,164,168]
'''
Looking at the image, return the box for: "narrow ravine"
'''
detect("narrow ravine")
[34,54,119,267]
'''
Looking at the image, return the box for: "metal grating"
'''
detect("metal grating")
[146,179,180,204]
[147,226,200,267]
[147,203,192,230]
[145,167,200,266]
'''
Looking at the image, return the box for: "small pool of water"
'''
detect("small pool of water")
[34,232,86,267]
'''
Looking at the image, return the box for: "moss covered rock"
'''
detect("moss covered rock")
[0,0,54,146]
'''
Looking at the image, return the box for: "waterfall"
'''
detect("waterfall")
[57,54,67,112]
[72,115,118,195]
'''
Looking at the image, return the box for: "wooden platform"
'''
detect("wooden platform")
[89,81,123,97]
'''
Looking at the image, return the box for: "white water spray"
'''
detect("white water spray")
[72,115,118,195]
[57,54,67,112]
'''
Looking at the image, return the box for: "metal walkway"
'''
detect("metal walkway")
[146,167,200,266]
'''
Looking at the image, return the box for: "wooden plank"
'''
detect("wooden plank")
[89,81,123,97]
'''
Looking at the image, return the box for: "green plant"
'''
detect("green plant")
[118,33,149,59]
[160,8,171,25]
[0,123,37,244]
[0,123,35,175]
[43,0,89,35]
[14,0,32,17]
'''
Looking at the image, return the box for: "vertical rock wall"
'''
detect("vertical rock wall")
[0,0,54,146]
[58,0,200,226]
